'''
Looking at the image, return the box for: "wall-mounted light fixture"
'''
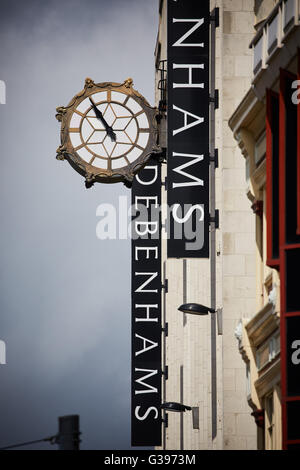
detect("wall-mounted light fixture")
[177,303,223,335]
[161,402,191,412]
[161,402,200,430]
[178,303,214,315]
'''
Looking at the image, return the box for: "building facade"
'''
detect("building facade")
[155,0,257,450]
[153,0,300,451]
[229,0,300,451]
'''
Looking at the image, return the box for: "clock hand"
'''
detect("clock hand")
[89,97,116,142]
[89,97,107,125]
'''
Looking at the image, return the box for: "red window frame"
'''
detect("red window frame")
[266,88,280,268]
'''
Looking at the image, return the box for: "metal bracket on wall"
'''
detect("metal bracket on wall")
[210,89,219,109]
[217,308,223,336]
[162,365,168,381]
[210,7,220,28]
[209,210,219,229]
[162,323,168,337]
[161,279,168,293]
[192,407,200,430]
[162,413,168,428]
[210,149,219,168]
[157,59,167,115]
[153,148,167,164]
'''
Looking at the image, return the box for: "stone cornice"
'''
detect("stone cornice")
[245,302,280,348]
[254,357,281,397]
[252,158,266,189]
[228,88,261,143]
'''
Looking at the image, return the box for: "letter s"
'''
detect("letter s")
[135,406,158,421]
[172,204,204,223]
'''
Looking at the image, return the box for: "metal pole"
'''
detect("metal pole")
[210,8,219,441]
[180,365,184,450]
[58,415,81,450]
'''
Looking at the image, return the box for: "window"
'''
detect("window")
[253,34,263,74]
[267,13,279,55]
[283,0,295,33]
[256,331,280,371]
[269,333,280,361]
[255,131,266,167]
[286,248,300,311]
[257,342,270,370]
[265,393,274,450]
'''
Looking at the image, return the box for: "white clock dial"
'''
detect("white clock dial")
[69,90,150,171]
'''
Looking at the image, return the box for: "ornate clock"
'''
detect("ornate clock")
[56,77,161,187]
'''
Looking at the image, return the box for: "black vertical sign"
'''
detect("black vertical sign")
[131,158,162,446]
[285,314,300,446]
[167,0,210,258]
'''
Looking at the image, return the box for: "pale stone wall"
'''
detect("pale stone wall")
[216,0,257,450]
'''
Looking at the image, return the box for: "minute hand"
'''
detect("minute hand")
[89,98,116,142]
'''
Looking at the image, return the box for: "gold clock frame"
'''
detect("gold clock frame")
[55,77,161,187]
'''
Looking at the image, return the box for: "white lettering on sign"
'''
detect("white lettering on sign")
[135,196,158,210]
[172,204,204,224]
[135,334,158,357]
[134,368,158,395]
[135,406,159,421]
[135,221,158,237]
[134,272,158,293]
[173,63,205,88]
[291,340,300,365]
[172,152,204,188]
[135,166,158,185]
[172,18,204,47]
[172,104,204,136]
[135,304,159,323]
[135,247,158,260]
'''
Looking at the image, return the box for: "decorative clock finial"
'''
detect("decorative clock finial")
[85,174,95,189]
[85,77,94,88]
[124,77,133,88]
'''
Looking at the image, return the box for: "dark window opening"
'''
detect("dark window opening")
[286,248,300,312]
[285,76,300,244]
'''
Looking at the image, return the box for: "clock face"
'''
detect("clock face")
[69,90,151,172]
[56,78,160,187]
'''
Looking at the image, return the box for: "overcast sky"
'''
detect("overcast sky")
[0,0,158,450]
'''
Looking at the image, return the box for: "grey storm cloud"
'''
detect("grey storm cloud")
[0,0,157,450]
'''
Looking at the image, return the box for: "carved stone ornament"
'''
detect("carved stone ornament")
[234,320,243,345]
[55,78,161,188]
